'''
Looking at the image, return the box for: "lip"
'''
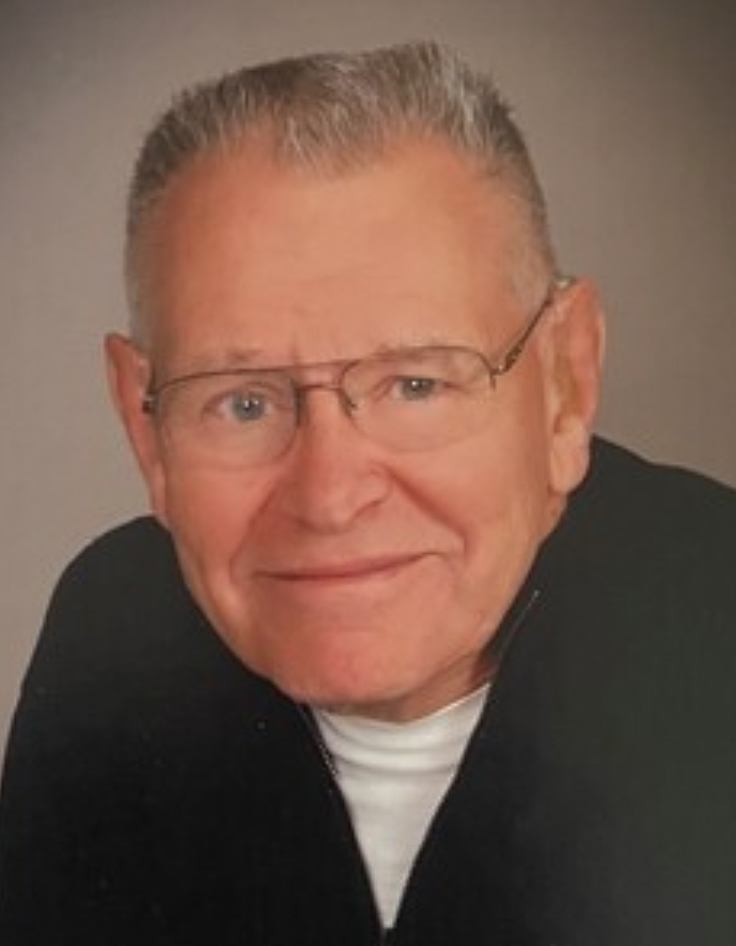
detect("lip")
[258,553,427,585]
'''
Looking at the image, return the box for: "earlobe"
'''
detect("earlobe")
[545,277,605,495]
[104,333,170,527]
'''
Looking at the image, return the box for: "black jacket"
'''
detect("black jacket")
[1,439,736,945]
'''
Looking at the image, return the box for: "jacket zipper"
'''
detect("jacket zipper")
[296,704,387,944]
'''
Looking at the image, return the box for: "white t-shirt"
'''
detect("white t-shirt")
[314,684,489,928]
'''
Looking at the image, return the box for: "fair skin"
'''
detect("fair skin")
[107,138,604,721]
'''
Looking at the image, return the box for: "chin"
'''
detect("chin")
[256,647,410,716]
[269,665,391,712]
[211,603,457,718]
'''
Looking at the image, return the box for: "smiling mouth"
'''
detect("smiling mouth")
[259,554,427,585]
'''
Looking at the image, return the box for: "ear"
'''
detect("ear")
[104,333,170,527]
[542,277,605,496]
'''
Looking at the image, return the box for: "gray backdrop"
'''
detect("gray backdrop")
[2,0,735,757]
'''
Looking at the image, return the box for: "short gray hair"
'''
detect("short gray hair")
[126,41,557,341]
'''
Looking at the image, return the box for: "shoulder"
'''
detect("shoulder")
[19,517,267,732]
[521,438,736,714]
[521,438,736,725]
[485,440,736,945]
[584,437,736,524]
[50,516,182,608]
[32,518,199,681]
[549,437,736,584]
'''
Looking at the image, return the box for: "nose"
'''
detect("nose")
[276,388,390,533]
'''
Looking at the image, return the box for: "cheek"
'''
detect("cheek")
[458,462,549,587]
[448,399,555,525]
[429,404,557,598]
[158,463,271,611]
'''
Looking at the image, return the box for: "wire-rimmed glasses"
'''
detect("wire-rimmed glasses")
[142,280,569,467]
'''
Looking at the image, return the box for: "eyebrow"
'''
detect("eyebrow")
[172,339,465,375]
[171,346,266,375]
[371,337,459,356]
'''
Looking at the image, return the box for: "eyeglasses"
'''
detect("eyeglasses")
[142,280,568,468]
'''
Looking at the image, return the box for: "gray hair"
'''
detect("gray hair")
[126,41,557,342]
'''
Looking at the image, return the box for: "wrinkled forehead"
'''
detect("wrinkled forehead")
[129,139,548,361]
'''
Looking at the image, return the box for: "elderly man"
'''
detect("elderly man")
[1,42,735,945]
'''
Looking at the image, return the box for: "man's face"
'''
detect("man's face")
[109,139,602,720]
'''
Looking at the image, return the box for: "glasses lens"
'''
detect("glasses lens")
[149,347,497,464]
[155,371,296,467]
[344,347,494,450]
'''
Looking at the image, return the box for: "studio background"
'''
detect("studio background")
[2,0,735,758]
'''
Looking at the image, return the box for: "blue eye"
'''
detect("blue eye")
[207,391,270,424]
[227,392,268,422]
[196,374,293,428]
[395,376,441,400]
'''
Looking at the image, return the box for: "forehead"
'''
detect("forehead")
[138,138,527,366]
